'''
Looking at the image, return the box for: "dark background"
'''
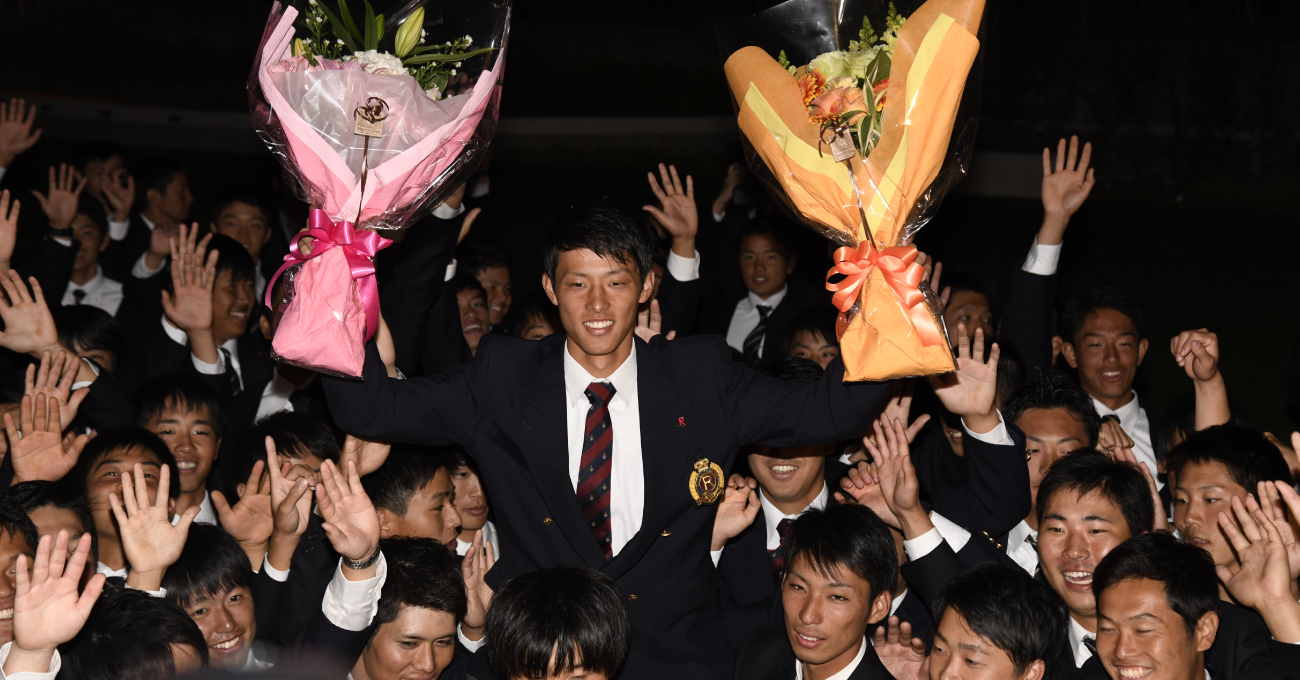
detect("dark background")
[1,0,1298,431]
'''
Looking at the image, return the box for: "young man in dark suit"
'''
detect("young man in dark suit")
[733,503,900,680]
[100,156,192,283]
[322,200,891,680]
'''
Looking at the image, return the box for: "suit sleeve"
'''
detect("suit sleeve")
[928,423,1032,539]
[654,267,702,338]
[379,214,459,376]
[999,267,1058,379]
[24,238,77,310]
[75,371,132,430]
[897,540,968,612]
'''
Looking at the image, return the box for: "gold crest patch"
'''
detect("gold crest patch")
[689,458,725,506]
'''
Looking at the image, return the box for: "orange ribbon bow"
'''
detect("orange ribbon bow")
[825,242,945,348]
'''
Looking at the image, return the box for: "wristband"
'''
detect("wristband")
[343,547,381,571]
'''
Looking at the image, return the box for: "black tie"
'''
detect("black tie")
[1026,533,1041,577]
[743,305,773,363]
[72,289,86,305]
[1083,634,1097,657]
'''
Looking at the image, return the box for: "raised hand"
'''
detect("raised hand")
[873,616,927,680]
[101,168,135,223]
[1170,329,1219,382]
[31,164,86,231]
[1216,497,1300,642]
[1040,135,1095,243]
[26,350,89,427]
[213,460,273,567]
[5,393,88,484]
[460,528,497,642]
[0,270,58,357]
[712,474,760,550]
[111,463,199,591]
[864,416,931,539]
[457,207,481,245]
[634,299,677,343]
[161,223,217,331]
[643,163,698,258]
[1111,447,1170,532]
[315,459,380,563]
[837,460,900,530]
[711,162,745,216]
[0,190,18,271]
[266,436,314,572]
[0,98,42,168]
[1262,432,1300,482]
[339,434,392,482]
[1096,419,1134,454]
[926,324,999,432]
[1260,482,1300,585]
[4,532,104,676]
[882,380,931,444]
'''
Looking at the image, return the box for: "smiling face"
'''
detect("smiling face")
[1016,408,1091,525]
[145,399,219,495]
[1097,578,1216,680]
[0,529,34,643]
[211,201,271,260]
[475,265,513,327]
[1172,461,1248,572]
[738,233,794,299]
[85,446,166,535]
[542,249,653,373]
[357,606,458,680]
[457,288,490,354]
[211,269,255,345]
[930,607,1044,680]
[182,585,256,669]
[1062,309,1149,408]
[782,555,889,675]
[379,468,462,548]
[943,290,994,342]
[789,329,839,369]
[1037,489,1134,627]
[451,465,489,534]
[747,444,830,516]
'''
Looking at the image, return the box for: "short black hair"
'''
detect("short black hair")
[933,563,1067,675]
[1094,531,1219,635]
[8,480,98,562]
[486,567,630,680]
[512,295,562,339]
[207,184,275,227]
[1036,451,1153,535]
[459,242,510,278]
[71,427,181,500]
[452,270,486,298]
[131,372,226,438]
[205,233,258,286]
[370,536,468,646]
[783,503,898,601]
[163,524,253,610]
[60,587,208,679]
[542,199,656,285]
[1004,372,1103,448]
[54,305,123,365]
[75,194,108,235]
[1060,286,1143,343]
[941,266,1001,320]
[996,344,1027,409]
[74,141,124,170]
[253,411,340,463]
[0,493,40,557]
[362,446,454,516]
[1166,425,1294,491]
[738,214,797,254]
[1158,392,1254,460]
[788,307,837,351]
[134,155,187,207]
[759,356,825,384]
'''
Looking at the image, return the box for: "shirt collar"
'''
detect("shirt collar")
[140,213,156,231]
[747,284,788,310]
[1008,519,1038,549]
[1091,392,1141,418]
[563,340,637,409]
[1068,616,1094,668]
[67,266,106,292]
[761,483,829,540]
[795,636,867,680]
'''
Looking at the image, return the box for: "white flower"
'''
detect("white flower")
[464,34,473,45]
[455,61,461,67]
[336,39,343,45]
[353,49,407,76]
[308,0,316,4]
[450,68,457,76]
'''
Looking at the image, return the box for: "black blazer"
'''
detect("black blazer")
[910,421,1033,541]
[692,281,830,366]
[322,333,890,680]
[1000,266,1058,380]
[375,212,463,377]
[733,626,895,680]
[867,588,936,651]
[100,213,153,283]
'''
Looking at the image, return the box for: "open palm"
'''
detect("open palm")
[13,532,104,655]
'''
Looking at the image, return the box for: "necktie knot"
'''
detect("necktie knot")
[1083,634,1097,657]
[585,382,616,408]
[756,304,773,319]
[1026,533,1038,549]
[776,517,793,538]
[72,289,86,305]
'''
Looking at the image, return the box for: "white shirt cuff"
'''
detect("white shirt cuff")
[70,357,101,391]
[711,209,725,223]
[262,555,289,582]
[710,549,723,567]
[665,249,701,282]
[132,252,166,279]
[51,236,72,248]
[962,410,1009,443]
[457,622,485,652]
[903,527,943,561]
[161,316,188,345]
[322,553,388,632]
[1022,237,1062,276]
[108,218,131,241]
[932,511,972,552]
[445,258,457,282]
[432,202,465,220]
[903,511,973,561]
[191,348,227,375]
[0,642,61,680]
[125,585,168,598]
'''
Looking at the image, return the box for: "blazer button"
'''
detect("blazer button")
[659,529,672,537]
[628,593,638,601]
[542,517,553,525]
[304,545,315,554]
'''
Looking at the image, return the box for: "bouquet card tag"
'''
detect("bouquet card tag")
[829,130,856,162]
[354,116,383,138]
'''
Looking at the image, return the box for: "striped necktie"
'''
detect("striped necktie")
[742,305,773,363]
[578,382,616,559]
[768,518,793,582]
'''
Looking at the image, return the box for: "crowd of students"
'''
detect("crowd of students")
[0,95,1297,680]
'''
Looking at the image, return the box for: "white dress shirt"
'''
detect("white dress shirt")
[760,484,828,550]
[454,520,500,560]
[1069,616,1094,668]
[1091,393,1159,488]
[726,286,789,355]
[61,266,124,316]
[322,554,388,631]
[0,642,59,680]
[1006,519,1039,575]
[131,214,168,279]
[173,491,217,526]
[163,315,244,389]
[256,369,301,420]
[1022,237,1063,275]
[563,342,644,557]
[794,636,868,680]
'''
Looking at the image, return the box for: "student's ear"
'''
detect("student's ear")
[259,314,274,341]
[1060,341,1079,369]
[1024,659,1047,680]
[375,508,393,538]
[1194,610,1219,653]
[541,273,558,305]
[1051,335,1064,364]
[146,188,162,209]
[168,497,177,517]
[208,222,219,234]
[866,589,892,625]
[638,270,656,304]
[98,233,110,252]
[1136,337,1149,366]
[785,252,797,274]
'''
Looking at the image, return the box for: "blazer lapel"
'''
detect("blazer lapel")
[852,641,894,679]
[520,337,608,568]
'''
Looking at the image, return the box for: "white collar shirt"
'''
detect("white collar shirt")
[1069,616,1094,668]
[760,483,828,551]
[62,266,124,316]
[1006,519,1039,575]
[725,285,789,355]
[256,368,300,420]
[563,342,643,557]
[455,520,500,559]
[162,315,243,389]
[1091,392,1159,488]
[795,636,868,680]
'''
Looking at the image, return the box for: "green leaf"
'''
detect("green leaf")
[316,2,359,52]
[406,44,442,56]
[375,13,385,44]
[867,51,892,83]
[363,0,378,51]
[334,1,363,45]
[401,46,496,65]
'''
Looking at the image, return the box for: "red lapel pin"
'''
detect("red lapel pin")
[678,417,686,427]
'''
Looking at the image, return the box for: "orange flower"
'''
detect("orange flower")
[798,69,827,107]
[809,86,867,125]
[872,78,890,112]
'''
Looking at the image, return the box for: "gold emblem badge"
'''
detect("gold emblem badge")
[689,458,725,506]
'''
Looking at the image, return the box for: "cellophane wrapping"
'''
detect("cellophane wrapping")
[716,0,984,381]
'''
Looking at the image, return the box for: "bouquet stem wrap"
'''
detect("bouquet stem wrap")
[720,0,984,381]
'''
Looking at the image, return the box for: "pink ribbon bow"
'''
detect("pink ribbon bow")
[266,209,393,342]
